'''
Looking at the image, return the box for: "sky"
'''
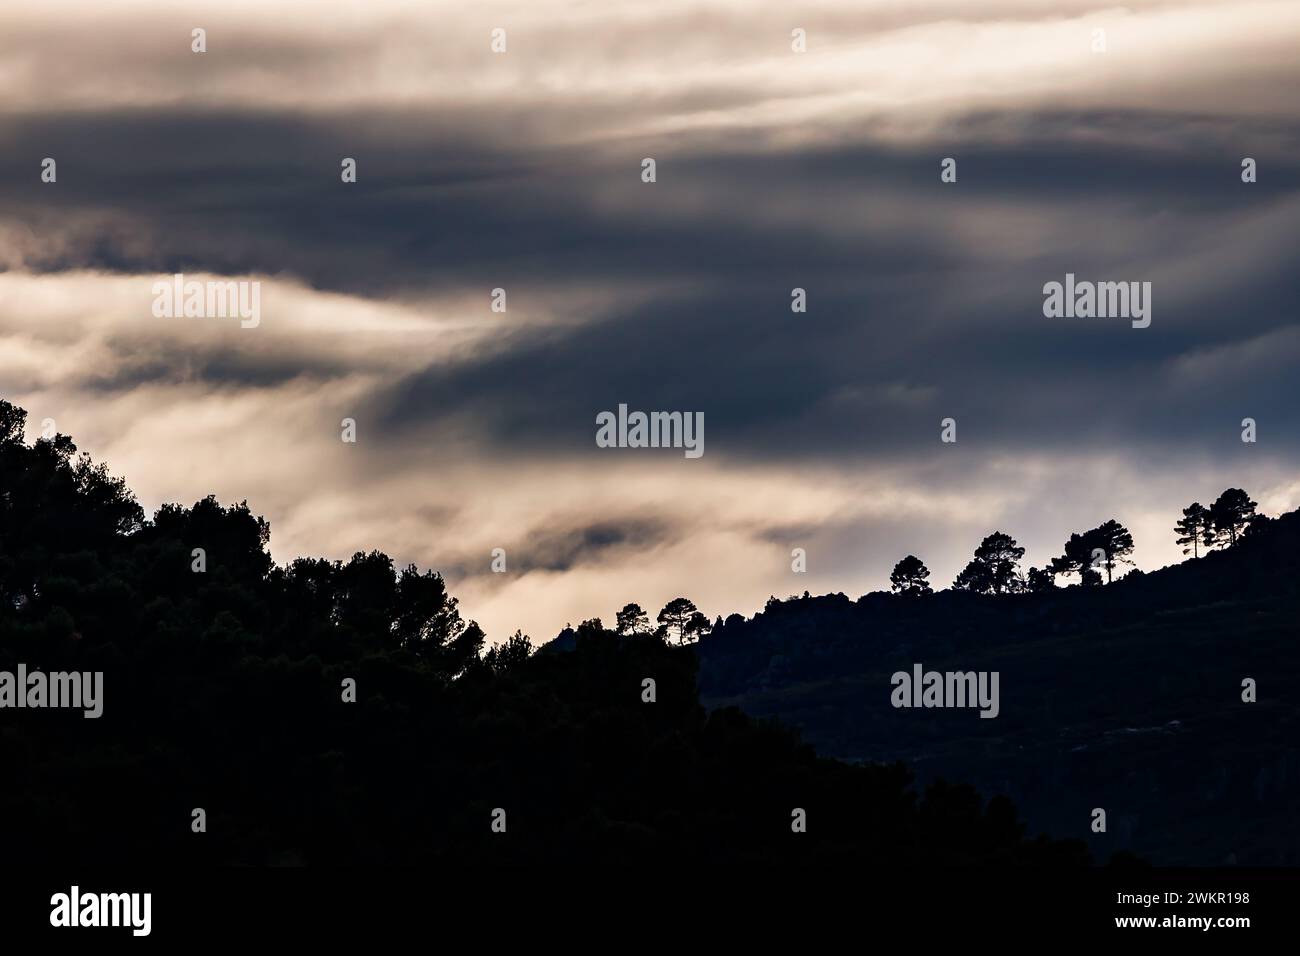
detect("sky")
[1,0,1298,643]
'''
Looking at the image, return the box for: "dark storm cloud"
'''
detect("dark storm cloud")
[2,104,1298,464]
[4,0,1298,644]
[511,518,674,574]
[78,339,358,392]
[435,517,674,582]
[4,107,1295,287]
[361,107,1300,461]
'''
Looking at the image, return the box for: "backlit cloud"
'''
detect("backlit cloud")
[2,1,1297,642]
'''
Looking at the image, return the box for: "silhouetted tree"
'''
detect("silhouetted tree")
[952,532,1024,594]
[395,561,484,672]
[0,400,25,444]
[952,559,990,593]
[1088,519,1135,583]
[1026,566,1056,593]
[1244,513,1273,540]
[684,610,712,643]
[615,602,650,636]
[574,617,612,649]
[1051,537,1095,586]
[482,630,533,671]
[1210,488,1257,547]
[890,555,932,596]
[1175,502,1213,558]
[656,597,698,644]
[1053,521,1132,585]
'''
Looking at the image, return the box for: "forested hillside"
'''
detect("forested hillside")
[0,398,1088,866]
[695,511,1300,864]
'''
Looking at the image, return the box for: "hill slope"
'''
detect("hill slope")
[0,398,1087,866]
[696,512,1300,864]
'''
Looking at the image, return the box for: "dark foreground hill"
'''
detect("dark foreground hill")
[0,399,1088,866]
[695,512,1300,865]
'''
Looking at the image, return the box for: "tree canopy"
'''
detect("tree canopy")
[890,555,933,596]
[952,532,1025,594]
[1210,488,1257,547]
[3,397,1093,866]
